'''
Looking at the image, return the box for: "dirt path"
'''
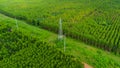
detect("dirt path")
[82,62,93,68]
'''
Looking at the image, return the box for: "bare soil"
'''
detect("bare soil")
[82,62,93,68]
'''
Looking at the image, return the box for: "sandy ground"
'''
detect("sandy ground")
[82,62,93,68]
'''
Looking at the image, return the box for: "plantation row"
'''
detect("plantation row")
[0,23,83,68]
[0,0,119,55]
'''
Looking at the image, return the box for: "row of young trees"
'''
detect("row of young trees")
[29,9,120,55]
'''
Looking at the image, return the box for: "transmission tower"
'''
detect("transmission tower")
[58,18,63,40]
[58,18,66,52]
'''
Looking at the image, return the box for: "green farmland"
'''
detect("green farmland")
[0,0,120,68]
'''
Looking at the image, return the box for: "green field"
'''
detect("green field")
[0,0,119,54]
[0,0,120,68]
[0,14,120,68]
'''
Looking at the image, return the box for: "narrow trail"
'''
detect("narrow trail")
[82,62,93,68]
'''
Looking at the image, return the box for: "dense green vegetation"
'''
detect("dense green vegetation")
[0,0,120,68]
[0,22,83,68]
[0,14,120,68]
[0,0,119,54]
[0,43,82,68]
